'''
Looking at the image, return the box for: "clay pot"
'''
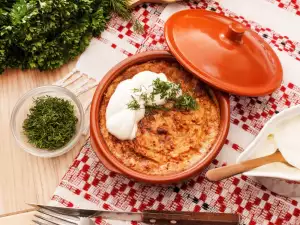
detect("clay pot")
[90,51,230,184]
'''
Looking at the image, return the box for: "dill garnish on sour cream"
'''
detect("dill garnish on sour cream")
[127,77,198,111]
[106,71,198,140]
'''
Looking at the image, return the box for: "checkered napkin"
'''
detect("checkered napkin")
[49,1,300,224]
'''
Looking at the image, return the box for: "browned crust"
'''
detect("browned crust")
[99,60,220,175]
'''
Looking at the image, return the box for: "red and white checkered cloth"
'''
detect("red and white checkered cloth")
[49,1,300,224]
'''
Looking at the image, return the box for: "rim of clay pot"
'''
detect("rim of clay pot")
[90,50,230,184]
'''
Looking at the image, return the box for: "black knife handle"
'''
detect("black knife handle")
[142,210,239,225]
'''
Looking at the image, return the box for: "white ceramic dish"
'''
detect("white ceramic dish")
[237,104,300,196]
[10,86,84,158]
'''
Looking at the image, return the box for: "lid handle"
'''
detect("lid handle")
[225,23,245,43]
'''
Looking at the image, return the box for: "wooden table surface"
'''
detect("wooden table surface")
[0,210,35,224]
[0,61,89,216]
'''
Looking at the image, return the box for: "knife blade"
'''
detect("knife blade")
[28,203,240,225]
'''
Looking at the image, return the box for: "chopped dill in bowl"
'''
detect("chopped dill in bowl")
[22,96,78,150]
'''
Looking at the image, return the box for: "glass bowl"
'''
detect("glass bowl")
[10,85,84,158]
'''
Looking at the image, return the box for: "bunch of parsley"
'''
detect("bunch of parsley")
[0,0,132,73]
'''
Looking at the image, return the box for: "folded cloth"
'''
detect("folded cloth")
[50,1,300,224]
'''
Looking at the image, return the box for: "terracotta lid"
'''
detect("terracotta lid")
[164,10,283,96]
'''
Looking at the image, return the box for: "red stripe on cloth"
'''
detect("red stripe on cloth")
[59,181,81,195]
[51,195,74,207]
[224,138,244,153]
[95,217,111,225]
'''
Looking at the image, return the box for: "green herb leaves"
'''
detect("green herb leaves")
[127,78,199,112]
[0,0,135,74]
[127,96,140,110]
[23,96,78,150]
[133,20,144,34]
[152,78,181,100]
[175,93,198,110]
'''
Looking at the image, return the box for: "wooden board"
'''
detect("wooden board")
[0,211,35,225]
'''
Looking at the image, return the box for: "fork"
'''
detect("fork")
[32,207,94,225]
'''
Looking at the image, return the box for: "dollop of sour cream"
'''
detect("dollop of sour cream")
[273,115,300,169]
[106,71,177,140]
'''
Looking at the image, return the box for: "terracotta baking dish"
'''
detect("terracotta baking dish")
[90,51,230,184]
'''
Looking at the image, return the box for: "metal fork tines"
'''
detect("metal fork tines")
[33,207,80,225]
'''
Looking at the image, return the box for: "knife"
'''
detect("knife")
[28,203,240,225]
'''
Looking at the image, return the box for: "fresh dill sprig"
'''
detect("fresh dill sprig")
[133,20,144,34]
[108,0,144,34]
[108,0,132,20]
[127,96,140,110]
[175,94,199,110]
[140,92,150,105]
[152,78,172,99]
[152,78,181,100]
[132,87,142,93]
[127,78,199,112]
